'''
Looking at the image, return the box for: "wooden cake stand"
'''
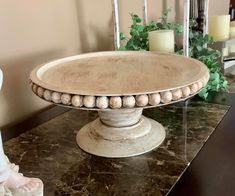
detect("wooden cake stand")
[30,51,209,158]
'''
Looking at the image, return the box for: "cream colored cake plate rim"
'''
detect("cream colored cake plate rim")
[29,51,210,110]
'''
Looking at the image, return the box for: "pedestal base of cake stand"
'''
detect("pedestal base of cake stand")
[76,108,166,158]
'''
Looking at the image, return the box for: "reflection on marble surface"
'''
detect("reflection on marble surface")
[4,101,229,195]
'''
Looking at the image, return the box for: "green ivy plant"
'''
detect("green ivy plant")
[120,11,228,100]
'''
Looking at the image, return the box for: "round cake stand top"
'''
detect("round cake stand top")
[30,51,209,110]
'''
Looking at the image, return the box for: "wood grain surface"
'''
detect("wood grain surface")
[30,51,208,96]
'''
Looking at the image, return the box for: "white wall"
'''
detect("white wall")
[0,0,80,127]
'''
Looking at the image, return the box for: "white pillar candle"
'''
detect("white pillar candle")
[148,30,175,53]
[209,15,230,41]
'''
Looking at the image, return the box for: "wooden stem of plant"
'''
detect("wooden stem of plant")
[183,0,190,57]
[143,0,148,26]
[112,0,121,50]
[203,0,209,48]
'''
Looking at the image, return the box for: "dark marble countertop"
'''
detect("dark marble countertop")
[4,101,229,196]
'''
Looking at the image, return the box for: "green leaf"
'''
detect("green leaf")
[120,32,126,40]
[210,72,220,80]
[176,25,184,33]
[198,88,209,100]
[222,80,228,88]
[196,45,203,52]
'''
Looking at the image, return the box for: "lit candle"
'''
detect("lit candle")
[209,15,230,41]
[148,30,175,53]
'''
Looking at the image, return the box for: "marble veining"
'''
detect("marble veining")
[3,101,229,195]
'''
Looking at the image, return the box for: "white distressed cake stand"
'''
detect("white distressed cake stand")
[30,51,209,158]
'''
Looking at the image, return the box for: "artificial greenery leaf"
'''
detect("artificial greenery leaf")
[222,80,228,88]
[120,32,126,40]
[210,72,220,80]
[175,25,184,33]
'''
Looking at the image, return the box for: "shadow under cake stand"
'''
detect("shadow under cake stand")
[30,51,209,158]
